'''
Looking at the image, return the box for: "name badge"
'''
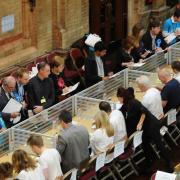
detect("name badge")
[41,97,46,104]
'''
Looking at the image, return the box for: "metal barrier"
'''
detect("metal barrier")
[132,52,166,72]
[168,41,180,64]
[13,96,74,133]
[11,128,56,154]
[77,70,126,99]
[77,69,156,101]
[74,96,118,120]
[0,129,12,157]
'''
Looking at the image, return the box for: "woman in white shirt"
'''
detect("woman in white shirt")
[90,111,114,155]
[12,149,45,180]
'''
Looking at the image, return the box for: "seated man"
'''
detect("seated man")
[141,19,167,56]
[85,41,109,87]
[158,68,180,113]
[56,110,89,173]
[163,9,180,45]
[27,62,55,114]
[27,134,63,180]
[0,76,20,128]
[99,101,127,142]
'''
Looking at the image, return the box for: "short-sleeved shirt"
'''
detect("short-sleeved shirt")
[38,148,63,180]
[109,110,127,142]
[142,88,163,119]
[161,78,180,113]
[16,163,45,180]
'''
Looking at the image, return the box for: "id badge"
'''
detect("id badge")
[41,97,46,104]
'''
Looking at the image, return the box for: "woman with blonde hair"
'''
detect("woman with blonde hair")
[90,111,114,155]
[12,149,45,180]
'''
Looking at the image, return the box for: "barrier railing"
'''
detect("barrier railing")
[132,51,166,72]
[74,96,118,120]
[13,96,74,133]
[0,129,12,157]
[11,128,56,153]
[168,41,180,64]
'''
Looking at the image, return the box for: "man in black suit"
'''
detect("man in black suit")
[0,76,20,128]
[141,19,168,56]
[84,41,110,87]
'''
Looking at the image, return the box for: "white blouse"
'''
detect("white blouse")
[16,163,45,180]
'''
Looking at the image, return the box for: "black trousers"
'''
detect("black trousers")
[142,128,171,166]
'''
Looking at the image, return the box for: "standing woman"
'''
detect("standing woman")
[116,87,173,173]
[12,149,45,180]
[90,111,114,155]
[49,56,67,103]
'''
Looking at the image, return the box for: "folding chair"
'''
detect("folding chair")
[112,132,144,180]
[62,168,78,180]
[79,151,116,180]
[150,126,172,159]
[165,109,180,145]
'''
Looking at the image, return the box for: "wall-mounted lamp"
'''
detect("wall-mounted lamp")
[29,0,36,12]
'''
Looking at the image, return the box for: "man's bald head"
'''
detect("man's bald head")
[2,76,16,93]
[157,68,172,84]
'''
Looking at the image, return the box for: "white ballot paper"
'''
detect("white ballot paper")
[85,34,102,47]
[133,131,143,149]
[95,152,106,171]
[70,169,78,180]
[155,171,176,180]
[114,141,125,158]
[167,109,177,126]
[132,62,145,67]
[2,98,22,124]
[62,82,79,96]
[164,33,176,44]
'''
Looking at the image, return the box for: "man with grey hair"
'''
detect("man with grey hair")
[0,76,20,128]
[158,68,180,113]
[136,75,164,119]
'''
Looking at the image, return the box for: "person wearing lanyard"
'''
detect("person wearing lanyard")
[11,68,29,120]
[27,62,55,114]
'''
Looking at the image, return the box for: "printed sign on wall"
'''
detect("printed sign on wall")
[1,15,15,33]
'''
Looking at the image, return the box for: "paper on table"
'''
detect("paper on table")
[132,62,145,67]
[62,82,79,96]
[109,74,118,79]
[164,33,176,44]
[2,98,22,124]
[133,131,143,149]
[155,171,176,180]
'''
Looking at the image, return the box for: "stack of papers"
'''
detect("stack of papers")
[62,82,79,96]
[155,171,176,180]
[85,34,101,47]
[2,98,22,124]
[164,33,176,44]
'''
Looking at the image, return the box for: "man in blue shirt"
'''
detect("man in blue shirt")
[163,9,180,45]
